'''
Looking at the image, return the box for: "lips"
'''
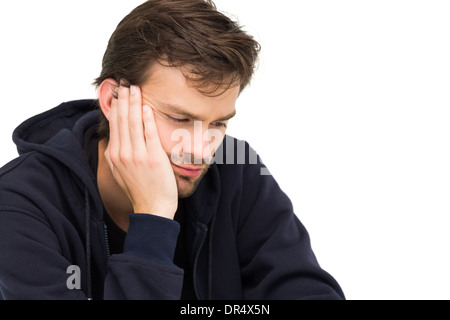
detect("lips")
[171,163,204,177]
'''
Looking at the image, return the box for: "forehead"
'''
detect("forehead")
[140,62,240,119]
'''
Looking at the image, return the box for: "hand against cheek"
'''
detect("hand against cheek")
[105,82,178,220]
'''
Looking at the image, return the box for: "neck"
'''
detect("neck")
[97,138,133,232]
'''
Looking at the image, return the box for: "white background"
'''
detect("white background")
[1,1,449,300]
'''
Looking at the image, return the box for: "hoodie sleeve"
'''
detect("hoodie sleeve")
[236,156,345,300]
[104,214,183,300]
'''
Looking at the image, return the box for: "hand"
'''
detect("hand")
[104,80,178,220]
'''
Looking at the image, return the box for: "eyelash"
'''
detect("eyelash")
[168,115,227,128]
[168,116,188,123]
[212,122,227,129]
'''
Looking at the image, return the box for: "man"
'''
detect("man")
[0,0,344,299]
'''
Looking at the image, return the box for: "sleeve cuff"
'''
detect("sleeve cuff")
[123,213,180,267]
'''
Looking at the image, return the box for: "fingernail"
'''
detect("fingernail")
[130,85,137,95]
[143,105,150,113]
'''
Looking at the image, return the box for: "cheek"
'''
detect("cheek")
[205,128,226,152]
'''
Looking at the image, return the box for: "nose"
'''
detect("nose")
[170,121,224,165]
[182,121,211,165]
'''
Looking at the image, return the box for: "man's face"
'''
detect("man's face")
[140,63,239,198]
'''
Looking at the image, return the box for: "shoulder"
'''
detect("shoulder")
[214,135,279,191]
[213,136,290,217]
[0,151,65,184]
[214,136,265,177]
[0,152,77,211]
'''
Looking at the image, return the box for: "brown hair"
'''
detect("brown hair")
[93,0,261,139]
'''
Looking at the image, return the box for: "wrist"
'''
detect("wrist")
[123,213,180,266]
[133,203,177,220]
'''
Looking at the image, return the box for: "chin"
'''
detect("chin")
[175,169,208,198]
[176,175,201,198]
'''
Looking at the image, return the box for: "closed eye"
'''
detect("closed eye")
[167,115,189,123]
[166,113,228,128]
[211,121,227,128]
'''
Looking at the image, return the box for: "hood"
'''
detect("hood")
[14,99,98,169]
[13,99,98,161]
[12,99,104,218]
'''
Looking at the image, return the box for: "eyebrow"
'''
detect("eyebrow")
[158,102,236,122]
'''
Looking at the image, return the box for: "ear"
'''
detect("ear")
[98,78,119,121]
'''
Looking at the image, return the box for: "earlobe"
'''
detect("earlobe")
[98,78,118,121]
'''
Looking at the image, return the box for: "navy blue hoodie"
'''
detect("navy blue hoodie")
[0,100,344,300]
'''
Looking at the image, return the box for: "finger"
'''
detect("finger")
[104,142,126,191]
[142,105,164,152]
[117,80,132,162]
[128,85,146,156]
[108,93,120,162]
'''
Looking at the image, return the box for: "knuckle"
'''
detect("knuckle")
[128,118,141,131]
[132,153,146,165]
[119,151,131,164]
[109,152,119,166]
[118,114,128,125]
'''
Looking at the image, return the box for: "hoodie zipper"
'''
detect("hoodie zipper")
[103,212,209,298]
[103,223,111,258]
[192,224,208,300]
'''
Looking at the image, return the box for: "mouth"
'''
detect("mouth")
[171,163,205,178]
